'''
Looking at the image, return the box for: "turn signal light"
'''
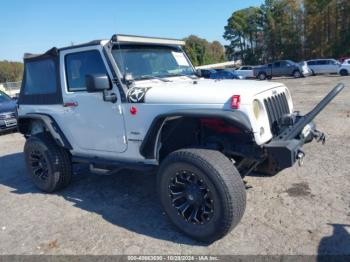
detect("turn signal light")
[231,95,240,109]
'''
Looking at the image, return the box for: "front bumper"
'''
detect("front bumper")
[260,83,344,174]
[0,118,18,133]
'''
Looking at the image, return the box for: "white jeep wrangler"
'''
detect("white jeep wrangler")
[17,34,344,242]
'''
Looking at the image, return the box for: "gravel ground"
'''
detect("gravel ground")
[0,75,349,255]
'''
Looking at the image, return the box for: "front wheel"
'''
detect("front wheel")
[24,133,72,192]
[157,149,246,243]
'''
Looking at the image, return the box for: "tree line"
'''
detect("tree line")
[3,0,349,81]
[183,35,226,66]
[0,60,23,83]
[224,0,350,64]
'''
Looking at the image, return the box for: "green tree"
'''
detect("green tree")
[224,7,264,64]
[224,0,350,64]
[0,60,24,82]
[184,35,225,66]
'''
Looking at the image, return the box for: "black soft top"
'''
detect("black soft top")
[23,40,102,61]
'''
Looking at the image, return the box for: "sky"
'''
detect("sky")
[0,0,263,61]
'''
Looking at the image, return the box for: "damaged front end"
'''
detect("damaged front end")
[259,83,345,175]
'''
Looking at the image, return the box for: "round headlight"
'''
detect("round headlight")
[253,99,262,119]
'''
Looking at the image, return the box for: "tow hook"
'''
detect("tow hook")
[297,150,305,167]
[312,129,326,145]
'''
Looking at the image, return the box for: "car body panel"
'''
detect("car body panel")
[0,91,17,132]
[253,60,304,77]
[17,39,293,163]
[235,66,255,78]
[338,59,350,75]
[306,59,341,74]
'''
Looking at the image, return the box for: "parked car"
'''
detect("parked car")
[17,34,344,243]
[199,69,216,79]
[306,59,341,75]
[338,59,350,76]
[253,60,308,80]
[299,61,312,76]
[0,90,17,133]
[339,56,350,64]
[235,66,255,79]
[210,69,244,79]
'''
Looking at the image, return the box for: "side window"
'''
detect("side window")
[274,62,281,67]
[65,50,108,91]
[24,59,57,95]
[280,61,287,67]
[318,60,327,65]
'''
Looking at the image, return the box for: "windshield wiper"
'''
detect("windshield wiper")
[137,75,172,82]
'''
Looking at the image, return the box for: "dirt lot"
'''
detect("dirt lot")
[0,75,349,255]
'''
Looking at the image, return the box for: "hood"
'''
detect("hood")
[136,78,285,105]
[0,100,17,113]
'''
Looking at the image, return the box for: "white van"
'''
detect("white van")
[306,59,341,75]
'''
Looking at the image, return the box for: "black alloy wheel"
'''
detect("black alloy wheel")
[169,170,214,225]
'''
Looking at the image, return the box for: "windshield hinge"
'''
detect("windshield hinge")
[118,104,123,115]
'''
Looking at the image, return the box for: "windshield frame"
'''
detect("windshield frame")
[110,44,197,81]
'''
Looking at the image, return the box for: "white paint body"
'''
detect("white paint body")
[307,59,341,74]
[338,59,350,75]
[235,66,255,79]
[18,41,294,164]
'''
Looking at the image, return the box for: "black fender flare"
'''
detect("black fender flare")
[17,113,72,150]
[140,109,253,159]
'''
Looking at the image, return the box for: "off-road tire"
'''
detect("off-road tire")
[340,69,349,76]
[293,70,301,78]
[157,148,246,243]
[258,72,267,80]
[24,132,72,192]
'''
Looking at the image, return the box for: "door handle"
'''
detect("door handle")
[63,101,79,107]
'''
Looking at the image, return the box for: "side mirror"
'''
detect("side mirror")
[196,69,202,77]
[85,74,117,103]
[85,74,111,93]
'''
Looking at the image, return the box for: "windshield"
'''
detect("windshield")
[111,45,195,80]
[0,91,11,103]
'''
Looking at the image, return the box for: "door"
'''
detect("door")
[272,62,282,76]
[317,60,328,73]
[60,47,127,154]
[328,60,339,74]
[280,61,292,75]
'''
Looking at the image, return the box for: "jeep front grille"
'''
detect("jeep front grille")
[263,92,290,134]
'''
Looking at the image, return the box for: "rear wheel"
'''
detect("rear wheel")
[340,69,349,76]
[293,70,301,78]
[158,149,246,243]
[24,133,72,192]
